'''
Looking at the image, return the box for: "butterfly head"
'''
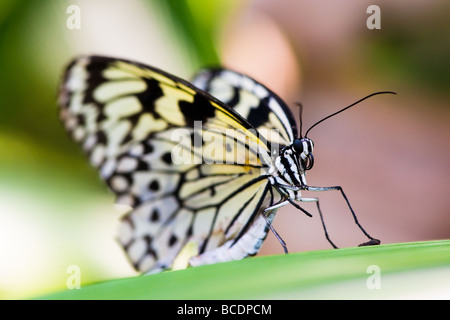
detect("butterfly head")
[292,137,314,171]
[274,137,314,188]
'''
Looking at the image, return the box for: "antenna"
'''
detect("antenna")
[294,102,304,138]
[304,91,396,137]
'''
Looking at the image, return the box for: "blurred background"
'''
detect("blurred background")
[0,0,448,299]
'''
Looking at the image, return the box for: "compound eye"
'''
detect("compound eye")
[305,153,314,170]
[293,139,303,153]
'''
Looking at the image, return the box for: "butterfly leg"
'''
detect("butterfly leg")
[261,185,315,253]
[272,183,314,217]
[297,196,338,249]
[263,199,290,212]
[262,199,290,254]
[262,212,288,254]
[304,185,380,246]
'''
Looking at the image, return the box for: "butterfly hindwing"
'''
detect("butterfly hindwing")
[59,56,286,272]
[192,68,298,150]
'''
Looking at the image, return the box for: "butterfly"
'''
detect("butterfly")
[58,55,390,273]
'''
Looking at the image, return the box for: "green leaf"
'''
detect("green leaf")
[40,240,450,300]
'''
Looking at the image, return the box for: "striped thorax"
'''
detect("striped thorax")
[269,137,314,200]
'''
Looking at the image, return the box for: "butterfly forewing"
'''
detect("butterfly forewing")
[59,56,294,272]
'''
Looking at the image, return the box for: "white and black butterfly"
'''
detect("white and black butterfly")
[59,56,391,273]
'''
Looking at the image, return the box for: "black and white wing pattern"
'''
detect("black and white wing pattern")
[58,56,297,273]
[192,68,298,150]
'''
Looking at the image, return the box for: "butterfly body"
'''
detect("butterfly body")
[59,56,379,273]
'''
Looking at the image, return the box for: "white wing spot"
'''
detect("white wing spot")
[111,176,129,192]
[138,255,156,272]
[253,83,269,99]
[90,145,105,167]
[94,80,146,103]
[100,158,117,179]
[241,76,255,93]
[104,96,142,119]
[117,157,138,173]
[221,70,241,87]
[129,144,144,157]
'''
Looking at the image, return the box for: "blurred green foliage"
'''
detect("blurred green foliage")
[161,0,222,68]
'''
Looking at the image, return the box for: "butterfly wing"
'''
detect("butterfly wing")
[58,56,278,272]
[192,68,298,149]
